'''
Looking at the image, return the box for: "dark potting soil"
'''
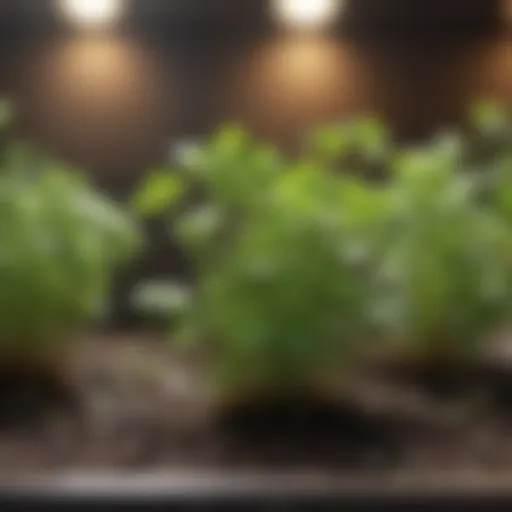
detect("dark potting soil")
[0,362,78,429]
[373,348,512,410]
[0,334,512,475]
[216,395,404,469]
[376,358,483,401]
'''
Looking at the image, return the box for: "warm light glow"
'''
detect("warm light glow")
[232,36,366,136]
[504,0,512,22]
[273,0,343,29]
[59,0,124,27]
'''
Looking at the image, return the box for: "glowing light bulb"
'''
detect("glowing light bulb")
[59,0,124,27]
[273,0,343,29]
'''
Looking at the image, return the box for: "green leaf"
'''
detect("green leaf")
[308,123,351,161]
[211,123,249,155]
[471,100,509,136]
[132,170,184,216]
[131,281,193,316]
[0,100,14,130]
[176,204,225,248]
[172,140,203,168]
[354,116,389,161]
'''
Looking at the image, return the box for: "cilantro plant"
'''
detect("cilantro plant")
[0,103,140,360]
[133,121,387,396]
[379,129,512,360]
[469,100,512,225]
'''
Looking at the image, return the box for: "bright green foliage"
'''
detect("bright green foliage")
[471,99,510,138]
[132,169,185,216]
[380,129,512,357]
[0,107,140,357]
[308,116,390,165]
[0,100,14,131]
[133,105,512,387]
[133,123,386,394]
[468,100,512,226]
[493,155,512,225]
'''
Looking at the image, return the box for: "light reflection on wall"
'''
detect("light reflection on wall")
[503,0,512,23]
[15,35,173,181]
[218,34,512,145]
[468,39,512,97]
[412,38,512,129]
[52,36,136,101]
[224,35,373,143]
[9,31,512,181]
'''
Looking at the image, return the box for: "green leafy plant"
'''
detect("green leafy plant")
[468,100,512,226]
[133,122,388,396]
[0,103,141,361]
[379,128,512,361]
[133,108,512,390]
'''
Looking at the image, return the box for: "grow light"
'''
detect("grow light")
[59,0,124,27]
[273,0,344,29]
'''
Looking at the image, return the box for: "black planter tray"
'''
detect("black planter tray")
[2,470,512,510]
